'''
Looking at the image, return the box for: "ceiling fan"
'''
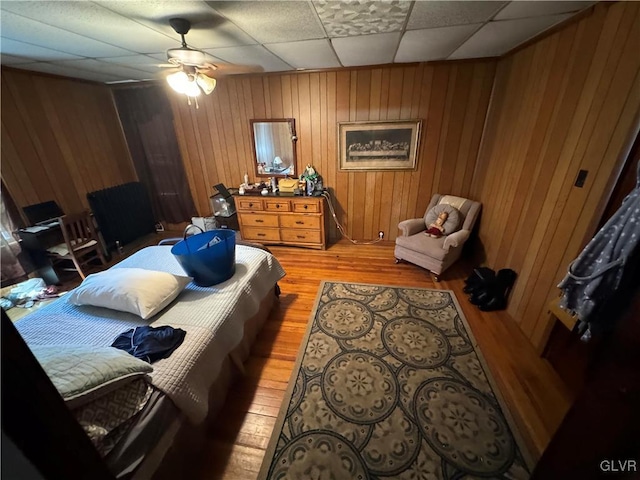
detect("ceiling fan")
[161,18,258,101]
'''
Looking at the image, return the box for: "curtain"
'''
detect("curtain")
[112,85,196,224]
[0,183,27,286]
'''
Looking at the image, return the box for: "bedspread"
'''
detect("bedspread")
[16,245,285,424]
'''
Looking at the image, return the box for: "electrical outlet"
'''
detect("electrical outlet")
[378,231,384,239]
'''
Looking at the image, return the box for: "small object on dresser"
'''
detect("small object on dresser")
[261,188,269,195]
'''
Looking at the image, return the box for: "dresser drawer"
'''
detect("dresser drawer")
[243,227,280,242]
[280,215,321,230]
[240,214,278,227]
[281,230,322,244]
[292,200,320,213]
[237,198,263,211]
[265,200,291,212]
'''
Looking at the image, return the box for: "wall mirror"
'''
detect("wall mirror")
[250,118,297,177]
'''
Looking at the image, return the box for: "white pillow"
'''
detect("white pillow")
[68,268,191,319]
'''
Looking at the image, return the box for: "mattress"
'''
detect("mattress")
[16,245,286,424]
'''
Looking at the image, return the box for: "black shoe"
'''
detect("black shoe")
[463,267,495,294]
[479,269,517,311]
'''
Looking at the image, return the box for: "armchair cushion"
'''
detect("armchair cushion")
[395,234,448,261]
[424,204,461,235]
[398,218,426,237]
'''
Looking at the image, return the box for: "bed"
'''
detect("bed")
[15,244,285,479]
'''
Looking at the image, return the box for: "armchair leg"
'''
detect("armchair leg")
[395,258,403,264]
[431,272,441,282]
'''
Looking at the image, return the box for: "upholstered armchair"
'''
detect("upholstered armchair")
[395,194,481,280]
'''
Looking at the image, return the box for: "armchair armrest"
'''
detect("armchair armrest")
[398,219,426,237]
[443,229,470,251]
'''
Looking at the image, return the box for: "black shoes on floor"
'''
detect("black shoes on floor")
[464,267,517,311]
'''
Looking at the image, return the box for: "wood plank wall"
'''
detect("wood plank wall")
[168,61,496,241]
[1,68,136,217]
[470,1,640,350]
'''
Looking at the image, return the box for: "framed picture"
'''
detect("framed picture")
[339,120,422,171]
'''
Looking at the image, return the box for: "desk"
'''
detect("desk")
[17,222,64,285]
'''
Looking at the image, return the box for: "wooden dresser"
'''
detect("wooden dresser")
[235,194,328,250]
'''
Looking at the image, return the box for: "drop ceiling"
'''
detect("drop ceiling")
[0,1,595,84]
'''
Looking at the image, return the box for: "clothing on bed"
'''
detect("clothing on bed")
[112,326,186,363]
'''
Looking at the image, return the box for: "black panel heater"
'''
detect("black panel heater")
[87,182,156,252]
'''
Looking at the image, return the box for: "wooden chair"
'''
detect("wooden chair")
[47,211,107,280]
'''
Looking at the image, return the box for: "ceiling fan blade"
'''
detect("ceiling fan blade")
[198,62,263,78]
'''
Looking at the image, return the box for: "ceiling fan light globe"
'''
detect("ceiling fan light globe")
[196,74,217,95]
[166,71,190,94]
[184,80,201,97]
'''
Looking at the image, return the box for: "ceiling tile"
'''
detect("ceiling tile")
[98,1,256,49]
[1,53,43,65]
[449,14,572,59]
[408,1,507,29]
[495,1,595,20]
[0,37,83,61]
[1,1,178,53]
[332,32,401,67]
[206,1,325,43]
[12,62,120,83]
[265,39,341,69]
[313,0,410,37]
[57,59,155,81]
[396,24,481,63]
[0,11,133,58]
[204,45,293,72]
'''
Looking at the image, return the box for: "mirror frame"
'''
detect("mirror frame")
[250,118,297,178]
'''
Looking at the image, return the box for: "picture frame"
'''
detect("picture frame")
[338,120,422,171]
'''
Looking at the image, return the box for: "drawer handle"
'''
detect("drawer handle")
[296,235,305,239]
[304,205,308,210]
[295,221,304,225]
[276,204,280,208]
[249,203,253,207]
[257,233,266,237]
[255,219,264,223]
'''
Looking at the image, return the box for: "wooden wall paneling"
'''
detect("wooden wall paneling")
[169,62,495,243]
[515,4,628,331]
[250,78,266,119]
[297,74,313,176]
[34,80,88,206]
[492,43,554,261]
[525,22,640,346]
[3,73,73,212]
[403,64,425,223]
[416,65,448,214]
[502,22,585,314]
[310,73,323,176]
[1,122,39,207]
[470,2,639,349]
[1,68,136,218]
[502,28,573,271]
[203,93,226,191]
[334,70,350,239]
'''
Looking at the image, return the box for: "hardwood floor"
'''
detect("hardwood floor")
[195,241,573,479]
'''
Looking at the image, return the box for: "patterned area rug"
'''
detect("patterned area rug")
[259,282,532,480]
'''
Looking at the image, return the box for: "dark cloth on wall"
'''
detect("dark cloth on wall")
[112,85,196,224]
[111,325,186,363]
